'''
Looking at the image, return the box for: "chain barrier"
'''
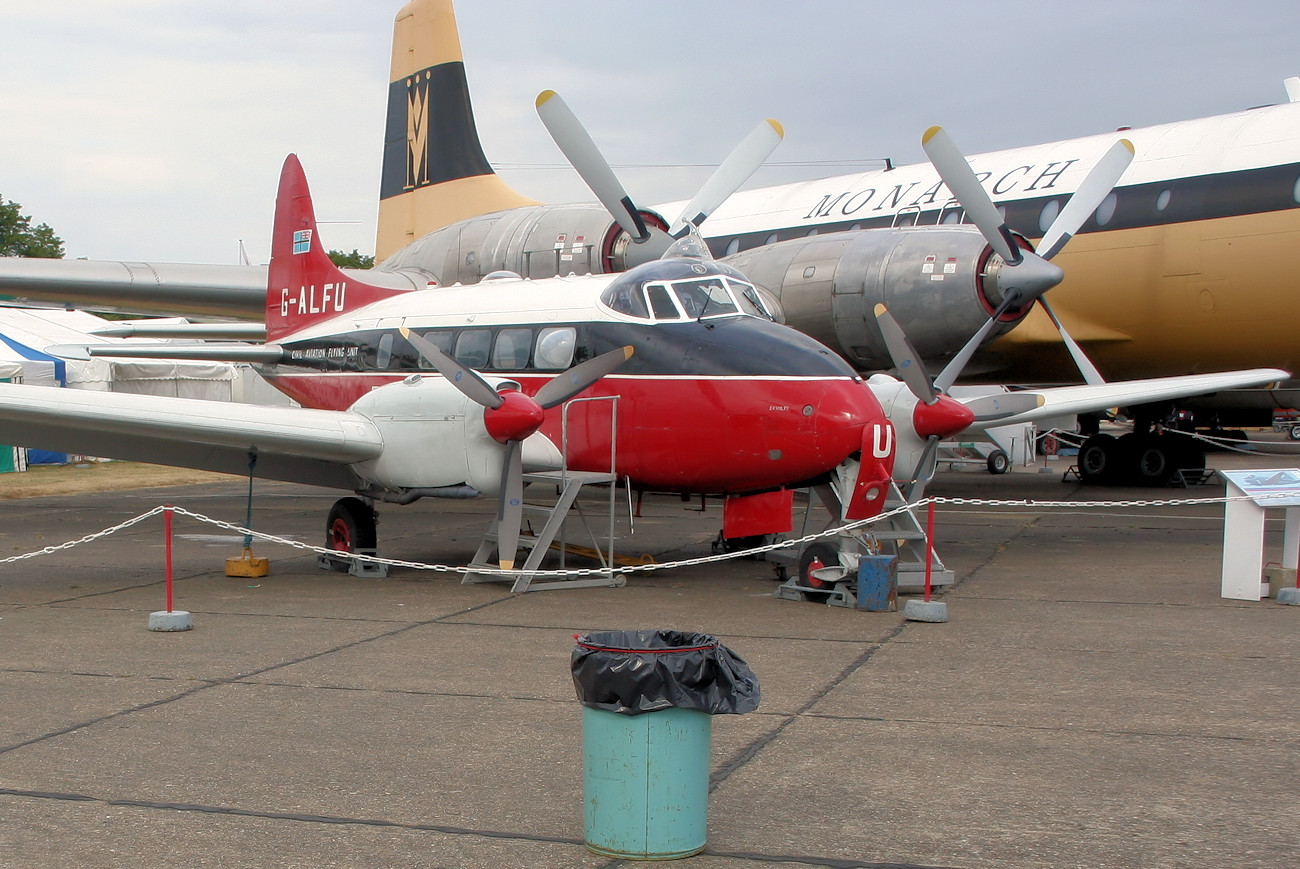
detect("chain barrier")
[1,491,1292,580]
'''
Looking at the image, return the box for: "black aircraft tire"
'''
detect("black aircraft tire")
[1133,435,1177,487]
[797,542,841,599]
[1078,434,1118,484]
[986,449,1010,475]
[325,497,377,570]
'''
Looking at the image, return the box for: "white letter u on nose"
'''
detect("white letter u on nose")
[871,424,893,459]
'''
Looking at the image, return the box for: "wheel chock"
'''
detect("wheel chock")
[225,547,270,578]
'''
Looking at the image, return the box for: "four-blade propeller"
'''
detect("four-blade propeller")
[401,326,633,569]
[922,127,1133,387]
[537,90,783,243]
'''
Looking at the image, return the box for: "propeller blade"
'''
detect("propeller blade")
[536,90,649,242]
[496,440,524,571]
[922,125,1020,264]
[904,435,942,502]
[400,326,504,409]
[962,392,1046,422]
[668,119,785,237]
[533,345,634,409]
[873,304,936,405]
[1039,298,1107,385]
[1036,139,1134,261]
[932,295,1020,393]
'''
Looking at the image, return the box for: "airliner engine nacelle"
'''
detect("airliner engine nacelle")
[723,226,1038,372]
[379,204,674,285]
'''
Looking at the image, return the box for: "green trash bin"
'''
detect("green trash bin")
[572,630,759,860]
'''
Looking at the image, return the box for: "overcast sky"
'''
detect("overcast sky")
[3,1,1298,264]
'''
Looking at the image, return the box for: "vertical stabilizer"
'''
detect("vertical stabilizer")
[270,155,408,341]
[376,0,539,261]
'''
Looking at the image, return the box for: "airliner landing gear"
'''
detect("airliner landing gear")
[1077,432,1205,486]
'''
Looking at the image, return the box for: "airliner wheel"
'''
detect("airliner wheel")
[325,497,377,570]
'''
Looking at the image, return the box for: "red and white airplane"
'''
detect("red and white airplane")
[0,154,919,569]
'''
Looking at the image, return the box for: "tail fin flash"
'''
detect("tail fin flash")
[268,155,407,342]
[376,0,538,261]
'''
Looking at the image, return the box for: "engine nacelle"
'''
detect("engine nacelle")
[345,375,562,495]
[377,204,673,285]
[723,226,1035,372]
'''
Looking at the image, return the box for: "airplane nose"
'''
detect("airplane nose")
[812,380,894,469]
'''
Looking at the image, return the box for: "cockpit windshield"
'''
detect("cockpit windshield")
[601,274,772,322]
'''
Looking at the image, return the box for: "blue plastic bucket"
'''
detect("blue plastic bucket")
[582,705,711,859]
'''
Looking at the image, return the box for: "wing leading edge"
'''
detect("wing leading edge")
[964,368,1291,431]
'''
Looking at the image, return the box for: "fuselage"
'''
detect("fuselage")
[260,266,889,495]
[682,99,1300,381]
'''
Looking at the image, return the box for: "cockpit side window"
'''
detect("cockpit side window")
[728,278,772,319]
[645,283,683,320]
[602,282,651,318]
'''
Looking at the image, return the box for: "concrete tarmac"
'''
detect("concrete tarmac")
[0,448,1297,868]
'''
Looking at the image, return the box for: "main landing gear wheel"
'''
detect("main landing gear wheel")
[1078,433,1118,484]
[325,497,377,571]
[797,542,840,602]
[1290,424,1300,441]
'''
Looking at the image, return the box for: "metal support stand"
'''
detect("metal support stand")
[773,483,954,605]
[464,470,622,592]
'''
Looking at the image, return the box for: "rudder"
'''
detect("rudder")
[376,0,538,261]
[269,155,407,342]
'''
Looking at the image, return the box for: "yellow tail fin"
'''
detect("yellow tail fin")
[376,0,538,261]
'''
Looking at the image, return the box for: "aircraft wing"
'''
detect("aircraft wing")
[0,258,429,320]
[965,368,1291,430]
[0,383,382,490]
[0,259,268,319]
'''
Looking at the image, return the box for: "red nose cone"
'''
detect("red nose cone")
[913,394,976,441]
[484,390,546,443]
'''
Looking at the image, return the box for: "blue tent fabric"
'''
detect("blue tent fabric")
[0,332,66,385]
[0,333,68,463]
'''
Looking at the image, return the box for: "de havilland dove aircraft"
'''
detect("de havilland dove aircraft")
[0,0,1297,489]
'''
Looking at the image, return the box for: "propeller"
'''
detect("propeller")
[536,90,649,242]
[400,326,633,569]
[667,118,785,237]
[922,127,1134,384]
[874,305,1042,499]
[537,90,783,242]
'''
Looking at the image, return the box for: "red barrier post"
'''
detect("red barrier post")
[165,504,174,613]
[924,501,935,602]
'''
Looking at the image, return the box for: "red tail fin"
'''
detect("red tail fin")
[266,155,406,341]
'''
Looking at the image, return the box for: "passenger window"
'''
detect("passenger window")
[414,330,454,370]
[455,329,491,369]
[535,327,576,370]
[377,333,394,369]
[645,284,681,320]
[492,328,533,369]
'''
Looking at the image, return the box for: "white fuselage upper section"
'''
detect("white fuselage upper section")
[659,101,1300,240]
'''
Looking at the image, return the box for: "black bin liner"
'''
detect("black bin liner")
[572,629,760,716]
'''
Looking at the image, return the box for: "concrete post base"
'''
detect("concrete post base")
[148,610,193,631]
[903,599,949,623]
